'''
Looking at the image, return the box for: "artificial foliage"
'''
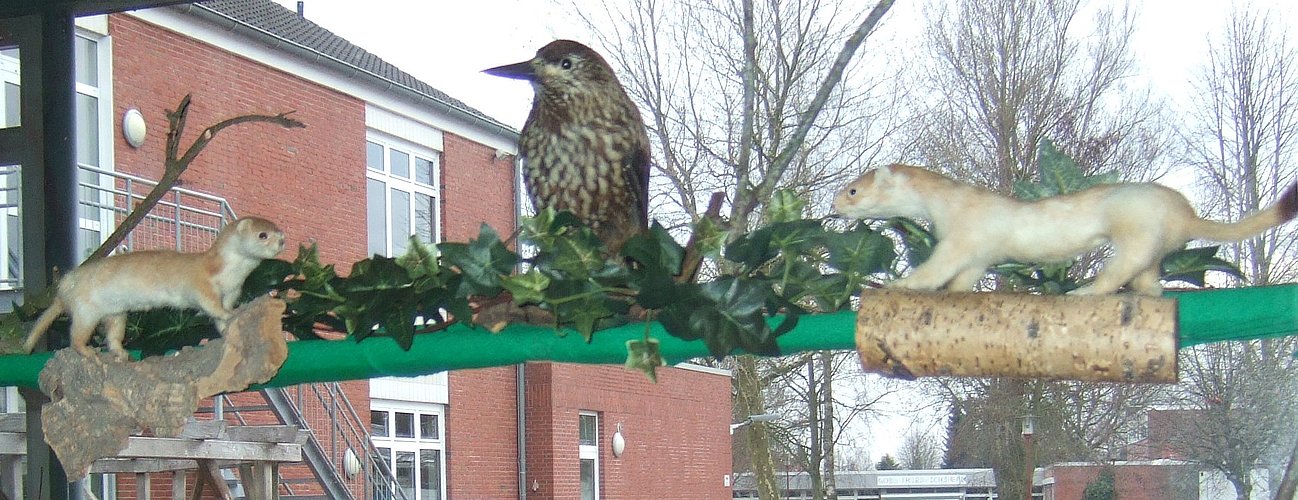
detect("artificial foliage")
[1,140,1243,380]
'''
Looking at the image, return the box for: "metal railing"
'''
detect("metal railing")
[78,165,237,253]
[275,384,409,500]
[75,167,401,498]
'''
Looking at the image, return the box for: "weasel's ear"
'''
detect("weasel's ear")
[874,165,893,185]
[236,218,250,230]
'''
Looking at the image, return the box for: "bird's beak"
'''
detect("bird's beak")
[483,59,536,81]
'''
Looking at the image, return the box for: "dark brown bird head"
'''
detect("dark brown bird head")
[483,40,621,101]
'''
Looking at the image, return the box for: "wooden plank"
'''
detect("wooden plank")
[199,460,235,500]
[223,425,299,444]
[0,414,23,433]
[177,420,228,440]
[171,470,186,500]
[136,472,151,500]
[0,433,24,454]
[117,437,302,462]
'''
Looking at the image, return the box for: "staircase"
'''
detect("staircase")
[86,167,405,499]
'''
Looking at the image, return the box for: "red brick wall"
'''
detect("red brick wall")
[441,131,517,242]
[448,366,522,499]
[110,13,368,271]
[525,363,733,500]
[108,12,373,499]
[1044,464,1195,500]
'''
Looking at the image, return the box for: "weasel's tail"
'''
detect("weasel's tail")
[1190,182,1298,242]
[22,298,65,353]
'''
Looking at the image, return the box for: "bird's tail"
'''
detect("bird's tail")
[1188,182,1298,242]
[23,298,65,353]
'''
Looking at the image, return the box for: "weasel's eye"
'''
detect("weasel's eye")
[560,58,573,70]
[849,188,858,196]
[258,232,269,240]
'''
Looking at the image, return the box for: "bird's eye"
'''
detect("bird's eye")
[560,58,573,70]
[849,188,858,196]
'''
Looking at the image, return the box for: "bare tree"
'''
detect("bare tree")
[908,0,1170,495]
[896,428,941,470]
[1176,11,1298,499]
[913,0,1166,187]
[570,1,902,499]
[1171,340,1298,500]
[1183,8,1298,286]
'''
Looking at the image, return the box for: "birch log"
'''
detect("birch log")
[855,290,1178,383]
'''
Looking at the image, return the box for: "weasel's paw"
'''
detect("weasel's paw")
[888,276,937,291]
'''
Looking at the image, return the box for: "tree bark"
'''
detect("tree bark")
[35,297,287,480]
[855,290,1177,382]
[736,355,780,500]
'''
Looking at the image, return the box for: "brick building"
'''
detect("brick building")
[0,0,733,498]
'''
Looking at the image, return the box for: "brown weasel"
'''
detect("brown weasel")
[22,216,285,360]
[832,164,1298,296]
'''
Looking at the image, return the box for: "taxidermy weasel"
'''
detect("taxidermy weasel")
[832,164,1298,296]
[22,216,286,360]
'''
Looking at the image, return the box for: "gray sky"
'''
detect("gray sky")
[269,0,1294,462]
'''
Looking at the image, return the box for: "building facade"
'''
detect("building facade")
[0,1,733,498]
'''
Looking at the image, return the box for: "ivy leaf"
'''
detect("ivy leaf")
[767,189,806,223]
[726,220,823,271]
[501,268,551,305]
[693,277,776,358]
[622,223,685,309]
[396,236,440,279]
[887,218,935,268]
[823,224,896,278]
[625,338,666,382]
[1015,139,1119,200]
[239,258,295,303]
[440,224,519,297]
[1161,245,1244,287]
[692,216,728,258]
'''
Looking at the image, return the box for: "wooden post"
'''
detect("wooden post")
[170,471,185,500]
[854,290,1178,382]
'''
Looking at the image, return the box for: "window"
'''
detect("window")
[579,412,599,500]
[0,46,19,291]
[365,137,439,257]
[72,31,114,261]
[371,403,445,500]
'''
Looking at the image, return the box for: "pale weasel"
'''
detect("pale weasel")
[23,216,286,360]
[832,164,1298,296]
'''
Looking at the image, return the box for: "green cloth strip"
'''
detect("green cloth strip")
[1,286,1293,389]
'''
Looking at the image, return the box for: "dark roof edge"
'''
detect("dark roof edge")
[175,2,520,143]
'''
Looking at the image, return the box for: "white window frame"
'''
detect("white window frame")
[0,47,21,290]
[370,401,446,500]
[365,132,440,257]
[73,29,116,260]
[579,411,600,500]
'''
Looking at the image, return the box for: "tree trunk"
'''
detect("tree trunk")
[820,351,838,500]
[736,355,780,500]
[808,355,823,500]
[1273,438,1298,500]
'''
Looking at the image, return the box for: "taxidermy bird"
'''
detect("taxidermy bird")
[485,40,651,255]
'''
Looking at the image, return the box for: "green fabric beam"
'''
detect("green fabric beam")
[1,285,1295,389]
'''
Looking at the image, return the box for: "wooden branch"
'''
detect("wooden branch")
[36,297,288,480]
[87,95,306,262]
[740,0,895,217]
[854,290,1178,383]
[677,191,727,283]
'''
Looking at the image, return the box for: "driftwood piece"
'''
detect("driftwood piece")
[37,297,287,481]
[855,290,1178,383]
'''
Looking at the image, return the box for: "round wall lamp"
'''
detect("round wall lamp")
[122,108,147,148]
[611,422,626,458]
[343,448,361,478]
